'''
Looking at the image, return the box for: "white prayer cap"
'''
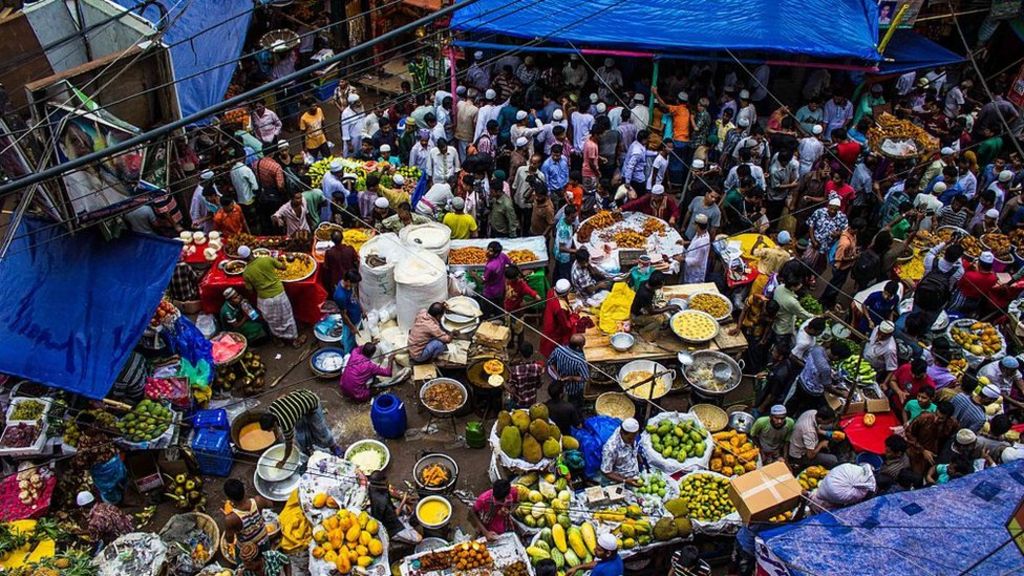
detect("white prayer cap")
[516,110,528,120]
[621,418,639,433]
[374,197,389,209]
[485,89,497,100]
[515,136,529,147]
[553,109,564,121]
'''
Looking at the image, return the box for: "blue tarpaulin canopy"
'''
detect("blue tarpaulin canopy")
[878,30,966,75]
[0,218,181,399]
[116,0,253,119]
[757,461,1024,575]
[452,0,880,61]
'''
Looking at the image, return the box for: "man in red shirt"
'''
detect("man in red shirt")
[825,170,856,213]
[621,184,679,225]
[832,127,862,171]
[883,358,936,421]
[957,251,998,316]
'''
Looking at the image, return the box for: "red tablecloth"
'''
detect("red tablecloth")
[839,412,899,455]
[183,246,223,265]
[199,257,327,325]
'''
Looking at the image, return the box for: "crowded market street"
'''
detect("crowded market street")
[3,1,1024,575]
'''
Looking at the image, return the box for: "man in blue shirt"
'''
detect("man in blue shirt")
[569,533,622,576]
[542,144,570,194]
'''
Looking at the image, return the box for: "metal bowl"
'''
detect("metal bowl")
[416,495,453,529]
[413,453,459,492]
[257,443,302,482]
[415,537,450,554]
[419,378,468,416]
[729,411,755,434]
[610,332,636,352]
[310,347,347,378]
[617,359,675,401]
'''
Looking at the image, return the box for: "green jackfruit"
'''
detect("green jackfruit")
[673,517,693,537]
[496,410,512,431]
[529,403,550,421]
[530,418,551,442]
[550,425,562,440]
[653,517,677,541]
[562,435,579,450]
[523,434,542,463]
[500,425,523,459]
[511,410,531,433]
[664,497,689,518]
[543,437,561,458]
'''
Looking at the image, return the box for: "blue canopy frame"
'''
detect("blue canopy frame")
[878,30,966,75]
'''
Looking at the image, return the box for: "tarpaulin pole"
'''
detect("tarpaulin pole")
[649,58,660,126]
[878,4,911,55]
[449,45,459,132]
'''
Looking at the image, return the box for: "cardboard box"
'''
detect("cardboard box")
[826,390,865,415]
[862,387,891,413]
[729,461,803,524]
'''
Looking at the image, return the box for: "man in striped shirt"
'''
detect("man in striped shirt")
[546,334,589,405]
[950,381,1000,432]
[260,389,342,466]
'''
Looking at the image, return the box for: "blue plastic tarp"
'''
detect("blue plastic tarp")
[878,30,966,75]
[116,0,253,119]
[452,0,880,61]
[756,461,1024,575]
[0,218,181,399]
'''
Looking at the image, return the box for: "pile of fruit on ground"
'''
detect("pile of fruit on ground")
[497,405,577,464]
[526,522,598,573]
[677,473,736,522]
[511,472,573,530]
[709,430,760,477]
[310,510,384,574]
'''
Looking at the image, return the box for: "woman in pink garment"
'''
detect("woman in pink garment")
[339,343,392,402]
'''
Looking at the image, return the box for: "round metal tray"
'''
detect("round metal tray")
[669,309,720,344]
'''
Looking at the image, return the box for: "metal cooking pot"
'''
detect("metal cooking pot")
[683,351,743,396]
[728,411,755,433]
[413,453,459,493]
[419,378,468,416]
[617,360,675,401]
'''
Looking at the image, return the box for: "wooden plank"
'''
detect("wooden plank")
[576,282,748,363]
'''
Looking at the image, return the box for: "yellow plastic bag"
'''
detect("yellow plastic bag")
[598,282,636,333]
[278,489,312,552]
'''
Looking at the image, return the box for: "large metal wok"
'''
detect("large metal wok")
[681,351,743,396]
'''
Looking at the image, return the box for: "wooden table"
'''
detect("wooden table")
[576,283,748,364]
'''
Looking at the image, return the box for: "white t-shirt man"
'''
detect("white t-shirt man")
[571,111,595,151]
[944,85,965,118]
[416,182,454,216]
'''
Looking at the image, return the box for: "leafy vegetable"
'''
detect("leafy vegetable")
[799,294,824,315]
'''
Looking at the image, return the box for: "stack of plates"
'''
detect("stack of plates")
[442,296,482,332]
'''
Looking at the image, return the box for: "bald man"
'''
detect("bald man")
[546,334,590,406]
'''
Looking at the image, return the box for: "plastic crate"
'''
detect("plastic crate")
[191,428,233,477]
[190,408,229,431]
